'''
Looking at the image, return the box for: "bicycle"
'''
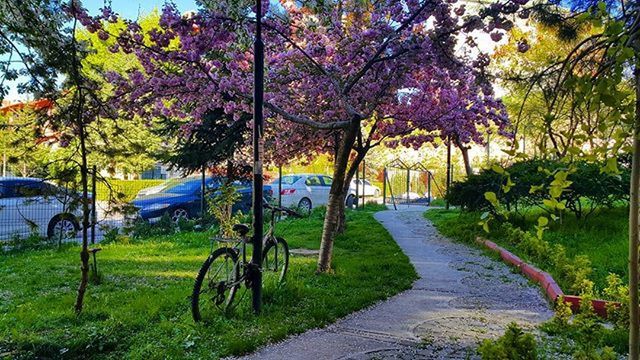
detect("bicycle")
[191,203,302,321]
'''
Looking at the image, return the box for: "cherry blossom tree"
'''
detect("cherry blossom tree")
[84,0,526,272]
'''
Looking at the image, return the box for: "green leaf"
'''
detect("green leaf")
[502,176,515,194]
[549,187,563,198]
[530,185,544,194]
[598,1,606,12]
[601,157,621,175]
[491,164,505,174]
[538,216,549,227]
[484,191,498,205]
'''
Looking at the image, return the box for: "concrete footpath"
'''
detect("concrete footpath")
[238,206,553,359]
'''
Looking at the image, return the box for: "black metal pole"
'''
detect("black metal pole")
[361,159,365,208]
[278,166,282,208]
[427,171,432,206]
[355,164,359,209]
[201,164,206,216]
[250,0,265,315]
[406,168,410,205]
[446,137,451,210]
[382,167,387,206]
[91,165,96,245]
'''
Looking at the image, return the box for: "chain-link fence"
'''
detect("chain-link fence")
[0,163,390,245]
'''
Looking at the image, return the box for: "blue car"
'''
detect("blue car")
[131,177,272,222]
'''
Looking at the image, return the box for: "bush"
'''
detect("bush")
[447,159,629,219]
[478,323,537,360]
[499,222,594,295]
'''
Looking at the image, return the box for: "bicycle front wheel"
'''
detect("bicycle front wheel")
[262,236,290,284]
[192,247,240,321]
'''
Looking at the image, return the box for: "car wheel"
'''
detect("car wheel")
[48,215,79,239]
[346,194,356,208]
[298,198,312,214]
[171,208,190,223]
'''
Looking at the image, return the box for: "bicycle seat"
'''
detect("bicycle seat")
[232,224,250,237]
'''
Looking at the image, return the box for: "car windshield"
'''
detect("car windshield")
[272,176,301,185]
[160,177,223,194]
[164,180,202,194]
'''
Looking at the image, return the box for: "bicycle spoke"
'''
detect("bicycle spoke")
[193,248,240,321]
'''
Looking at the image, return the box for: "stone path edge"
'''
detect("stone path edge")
[476,236,620,318]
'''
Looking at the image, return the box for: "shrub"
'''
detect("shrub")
[447,159,629,219]
[125,213,175,238]
[497,222,594,295]
[207,182,244,237]
[478,323,537,360]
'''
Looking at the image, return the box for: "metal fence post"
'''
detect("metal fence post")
[361,159,365,208]
[406,168,410,205]
[278,165,282,208]
[91,165,97,245]
[427,171,432,206]
[201,165,206,217]
[446,138,451,210]
[382,167,387,206]
[355,164,359,209]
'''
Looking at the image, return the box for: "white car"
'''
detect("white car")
[350,179,381,197]
[0,177,86,240]
[271,174,358,212]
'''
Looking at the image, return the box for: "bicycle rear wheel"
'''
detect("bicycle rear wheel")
[262,236,289,284]
[192,247,240,321]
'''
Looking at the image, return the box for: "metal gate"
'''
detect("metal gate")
[383,159,441,208]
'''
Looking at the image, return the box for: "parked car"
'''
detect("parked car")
[0,177,87,240]
[135,181,171,198]
[271,174,357,212]
[349,179,381,197]
[131,177,273,222]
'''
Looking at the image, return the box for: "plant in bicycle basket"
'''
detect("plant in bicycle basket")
[208,182,244,238]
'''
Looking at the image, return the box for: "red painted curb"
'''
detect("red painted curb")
[499,249,523,268]
[476,237,619,318]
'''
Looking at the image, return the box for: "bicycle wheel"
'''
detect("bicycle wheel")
[192,247,240,321]
[262,236,289,284]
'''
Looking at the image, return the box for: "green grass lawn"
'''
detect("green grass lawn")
[0,205,416,359]
[424,207,628,292]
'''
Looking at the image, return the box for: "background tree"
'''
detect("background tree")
[77,13,162,179]
[93,0,525,272]
[494,20,634,160]
[154,108,252,177]
[0,0,126,313]
[500,1,639,356]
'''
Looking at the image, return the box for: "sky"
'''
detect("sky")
[2,0,198,102]
[83,0,198,20]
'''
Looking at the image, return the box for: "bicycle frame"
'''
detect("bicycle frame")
[212,204,291,289]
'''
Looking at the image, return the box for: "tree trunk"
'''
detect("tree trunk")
[335,151,366,234]
[317,119,359,272]
[74,103,91,314]
[453,137,473,177]
[336,198,346,234]
[629,61,640,360]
